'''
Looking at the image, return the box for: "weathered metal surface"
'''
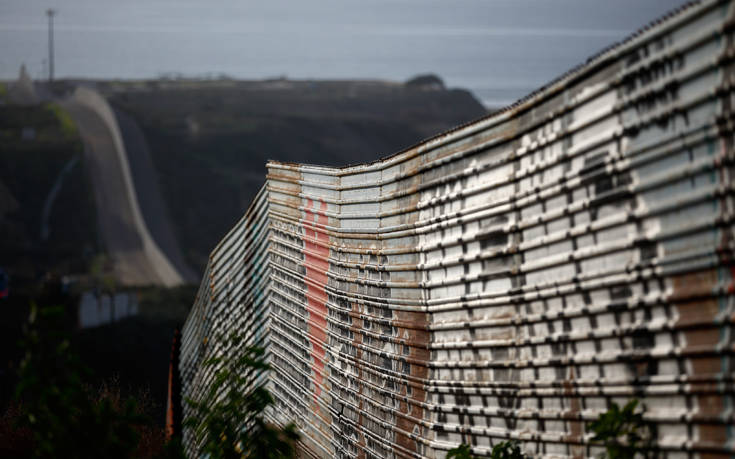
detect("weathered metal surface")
[180,1,735,457]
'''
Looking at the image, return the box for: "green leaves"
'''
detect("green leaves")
[14,303,151,459]
[184,332,299,458]
[588,399,655,459]
[447,440,524,459]
[446,443,475,459]
[490,440,524,459]
[444,400,655,459]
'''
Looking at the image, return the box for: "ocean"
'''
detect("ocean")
[0,0,688,108]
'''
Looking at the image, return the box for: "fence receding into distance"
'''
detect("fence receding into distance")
[180,0,735,456]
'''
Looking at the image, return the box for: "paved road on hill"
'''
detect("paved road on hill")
[61,90,186,286]
[114,108,198,283]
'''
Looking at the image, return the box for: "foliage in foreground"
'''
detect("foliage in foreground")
[447,440,524,459]
[588,399,655,459]
[10,304,172,458]
[448,398,653,459]
[184,333,299,459]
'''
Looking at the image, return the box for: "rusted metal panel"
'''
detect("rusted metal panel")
[180,1,735,457]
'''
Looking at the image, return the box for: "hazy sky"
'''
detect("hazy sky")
[0,0,691,105]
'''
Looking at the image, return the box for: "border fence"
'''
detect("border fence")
[180,0,735,456]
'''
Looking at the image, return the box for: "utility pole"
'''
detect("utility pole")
[46,9,56,82]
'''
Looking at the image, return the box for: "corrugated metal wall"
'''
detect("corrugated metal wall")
[180,0,735,456]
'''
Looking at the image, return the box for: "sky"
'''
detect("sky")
[0,0,692,106]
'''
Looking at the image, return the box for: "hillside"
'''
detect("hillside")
[0,77,486,422]
[0,102,95,286]
[104,77,487,273]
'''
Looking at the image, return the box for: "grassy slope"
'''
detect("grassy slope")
[107,80,487,273]
[0,102,98,414]
[0,103,97,284]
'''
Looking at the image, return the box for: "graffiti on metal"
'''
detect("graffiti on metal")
[180,0,735,457]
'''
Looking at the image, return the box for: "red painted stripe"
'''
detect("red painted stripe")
[303,199,330,401]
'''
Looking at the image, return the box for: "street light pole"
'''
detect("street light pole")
[46,9,56,82]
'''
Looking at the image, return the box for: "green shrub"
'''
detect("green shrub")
[447,443,475,459]
[489,440,524,459]
[447,440,524,459]
[14,304,153,458]
[588,399,656,459]
[46,103,78,137]
[184,332,299,458]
